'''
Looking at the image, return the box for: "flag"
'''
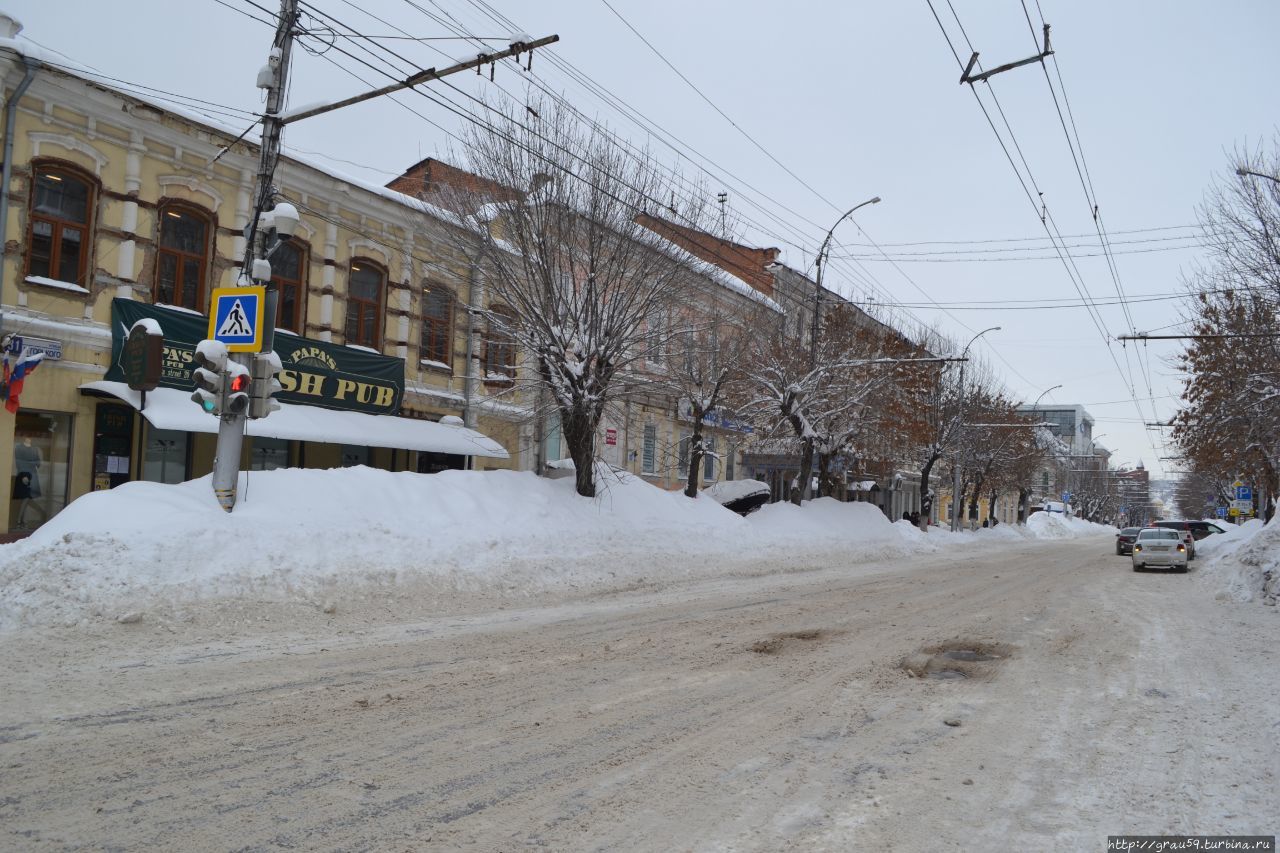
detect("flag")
[2,350,44,414]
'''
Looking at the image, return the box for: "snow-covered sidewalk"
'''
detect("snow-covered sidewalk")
[0,466,1113,630]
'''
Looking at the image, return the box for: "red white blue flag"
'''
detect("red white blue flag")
[2,349,45,414]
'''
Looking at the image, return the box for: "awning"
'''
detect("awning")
[81,381,509,459]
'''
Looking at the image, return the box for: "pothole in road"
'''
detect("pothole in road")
[900,640,1011,681]
[928,668,969,680]
[940,649,998,662]
[750,629,827,655]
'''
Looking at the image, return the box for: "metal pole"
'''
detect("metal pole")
[951,326,999,532]
[805,196,879,501]
[212,0,298,512]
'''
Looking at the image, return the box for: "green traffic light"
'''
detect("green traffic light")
[202,399,216,412]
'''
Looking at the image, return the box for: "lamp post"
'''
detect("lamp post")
[1236,167,1280,186]
[810,196,881,365]
[950,326,1000,532]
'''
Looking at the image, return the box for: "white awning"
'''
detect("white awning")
[81,381,509,459]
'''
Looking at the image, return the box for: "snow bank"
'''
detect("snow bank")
[1024,511,1116,539]
[0,469,1113,629]
[1195,518,1278,604]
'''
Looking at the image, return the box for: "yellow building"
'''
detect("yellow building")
[0,29,530,537]
[0,24,763,536]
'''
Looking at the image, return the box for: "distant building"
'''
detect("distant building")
[1016,404,1096,457]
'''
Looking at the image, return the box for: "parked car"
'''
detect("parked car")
[1115,527,1141,555]
[1132,528,1189,573]
[1151,521,1201,559]
[1154,519,1227,541]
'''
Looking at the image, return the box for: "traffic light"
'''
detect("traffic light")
[249,351,283,419]
[191,339,228,414]
[225,361,251,416]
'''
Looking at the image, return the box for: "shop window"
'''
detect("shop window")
[9,410,73,531]
[27,164,94,286]
[142,427,188,484]
[677,431,690,478]
[484,306,516,382]
[91,403,134,491]
[545,411,561,461]
[341,445,369,468]
[641,424,656,474]
[703,435,716,481]
[155,203,212,311]
[420,285,454,367]
[725,444,735,481]
[345,260,384,349]
[417,450,465,474]
[250,437,290,471]
[272,239,307,333]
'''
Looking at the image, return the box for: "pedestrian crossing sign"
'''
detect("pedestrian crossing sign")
[208,286,266,352]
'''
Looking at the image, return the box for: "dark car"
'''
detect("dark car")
[1150,521,1199,560]
[1115,527,1141,555]
[1154,519,1227,541]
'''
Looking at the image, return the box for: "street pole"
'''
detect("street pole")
[212,0,298,512]
[802,195,879,502]
[950,326,999,532]
[810,196,880,367]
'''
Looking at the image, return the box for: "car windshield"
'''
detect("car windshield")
[1121,528,1140,535]
[1138,529,1180,541]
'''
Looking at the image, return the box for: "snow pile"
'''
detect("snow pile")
[702,478,769,505]
[1024,511,1116,539]
[0,468,1113,629]
[1195,518,1278,604]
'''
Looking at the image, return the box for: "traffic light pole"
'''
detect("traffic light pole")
[212,0,298,512]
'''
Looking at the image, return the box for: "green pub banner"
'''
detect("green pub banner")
[106,299,405,416]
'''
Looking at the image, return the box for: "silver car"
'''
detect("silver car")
[1131,528,1189,573]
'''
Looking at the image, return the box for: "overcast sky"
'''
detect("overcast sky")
[10,0,1280,479]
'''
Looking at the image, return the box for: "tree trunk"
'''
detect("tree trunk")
[1017,487,1030,524]
[561,405,598,498]
[792,436,815,506]
[988,488,998,524]
[919,453,939,530]
[684,417,705,499]
[968,474,984,529]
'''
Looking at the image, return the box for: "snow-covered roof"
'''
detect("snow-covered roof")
[82,381,509,458]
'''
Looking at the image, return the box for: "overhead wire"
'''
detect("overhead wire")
[451,0,1048,375]
[924,0,1163,465]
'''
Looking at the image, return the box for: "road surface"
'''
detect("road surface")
[2,536,1276,850]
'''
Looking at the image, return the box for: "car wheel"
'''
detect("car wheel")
[1133,563,1142,572]
[1178,565,1189,574]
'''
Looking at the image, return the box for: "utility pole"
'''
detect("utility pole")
[204,5,557,510]
[211,0,299,512]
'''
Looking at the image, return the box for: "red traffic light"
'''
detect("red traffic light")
[229,373,250,393]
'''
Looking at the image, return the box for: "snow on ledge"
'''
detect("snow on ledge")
[24,275,89,294]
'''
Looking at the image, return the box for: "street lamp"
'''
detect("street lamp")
[951,326,1001,532]
[1236,167,1280,186]
[811,196,881,364]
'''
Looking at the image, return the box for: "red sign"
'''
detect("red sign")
[605,428,617,446]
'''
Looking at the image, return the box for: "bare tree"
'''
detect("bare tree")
[660,304,754,497]
[455,98,709,497]
[902,326,964,528]
[737,303,911,506]
[1173,140,1280,520]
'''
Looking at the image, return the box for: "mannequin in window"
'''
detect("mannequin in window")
[14,434,43,528]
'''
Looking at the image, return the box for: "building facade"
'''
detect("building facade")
[0,31,531,536]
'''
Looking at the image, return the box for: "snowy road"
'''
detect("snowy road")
[2,535,1276,850]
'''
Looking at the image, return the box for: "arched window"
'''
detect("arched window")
[271,239,307,333]
[345,259,385,348]
[484,306,516,381]
[155,203,212,311]
[27,164,95,285]
[420,284,454,367]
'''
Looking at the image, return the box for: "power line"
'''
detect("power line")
[924,0,1162,465]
